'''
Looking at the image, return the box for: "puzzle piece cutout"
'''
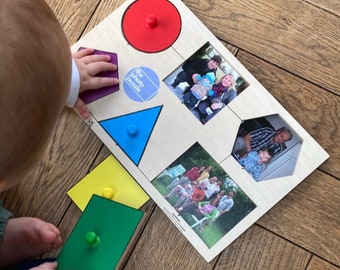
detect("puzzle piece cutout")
[122,0,181,53]
[57,195,144,270]
[99,106,163,165]
[78,48,119,104]
[67,155,149,211]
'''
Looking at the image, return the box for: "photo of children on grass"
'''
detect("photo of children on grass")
[152,142,256,248]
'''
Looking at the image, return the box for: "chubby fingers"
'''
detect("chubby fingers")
[85,61,117,76]
[72,47,95,59]
[74,75,119,119]
[86,76,119,91]
[80,54,113,65]
[73,48,112,64]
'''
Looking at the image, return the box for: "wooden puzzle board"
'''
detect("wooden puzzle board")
[71,0,328,262]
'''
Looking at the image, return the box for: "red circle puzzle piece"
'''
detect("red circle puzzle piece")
[122,0,181,53]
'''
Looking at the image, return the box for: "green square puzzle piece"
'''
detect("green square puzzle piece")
[57,195,144,269]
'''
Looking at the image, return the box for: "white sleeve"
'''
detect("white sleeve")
[66,59,80,107]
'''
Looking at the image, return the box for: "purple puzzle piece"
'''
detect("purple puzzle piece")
[78,47,119,104]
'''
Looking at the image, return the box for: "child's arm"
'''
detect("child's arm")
[238,154,247,167]
[252,165,264,181]
[71,48,119,119]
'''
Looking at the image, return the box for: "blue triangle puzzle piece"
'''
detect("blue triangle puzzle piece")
[99,106,163,165]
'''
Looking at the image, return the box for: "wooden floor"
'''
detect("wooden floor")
[1,0,339,269]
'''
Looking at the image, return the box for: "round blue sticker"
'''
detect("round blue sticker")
[123,67,160,102]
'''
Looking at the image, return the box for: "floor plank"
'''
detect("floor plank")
[81,0,125,36]
[257,170,340,266]
[216,225,311,270]
[184,0,340,95]
[307,255,340,270]
[1,110,101,223]
[123,206,217,270]
[125,213,312,270]
[237,50,340,178]
[305,0,340,17]
[45,0,102,44]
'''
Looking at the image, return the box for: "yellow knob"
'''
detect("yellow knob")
[102,187,114,199]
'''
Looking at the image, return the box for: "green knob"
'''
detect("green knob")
[85,231,100,247]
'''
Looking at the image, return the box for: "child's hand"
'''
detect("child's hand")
[29,261,57,269]
[211,102,222,110]
[73,48,118,92]
[72,48,119,119]
[192,73,201,83]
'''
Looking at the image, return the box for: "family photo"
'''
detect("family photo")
[164,42,248,124]
[152,143,256,247]
[232,114,302,181]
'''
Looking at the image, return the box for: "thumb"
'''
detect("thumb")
[74,98,90,120]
